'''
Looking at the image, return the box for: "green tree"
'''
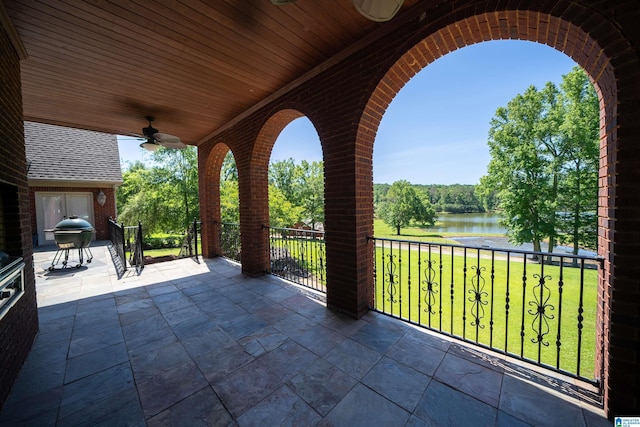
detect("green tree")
[219,151,240,223]
[294,160,324,229]
[479,67,599,259]
[116,161,151,214]
[269,158,324,228]
[378,180,436,235]
[221,151,238,182]
[117,147,199,235]
[151,146,199,230]
[268,184,303,228]
[374,183,390,207]
[477,86,556,255]
[556,67,599,255]
[220,179,240,223]
[269,158,298,204]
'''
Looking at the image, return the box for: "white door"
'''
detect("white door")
[35,193,94,245]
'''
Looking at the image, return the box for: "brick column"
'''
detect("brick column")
[600,73,640,416]
[236,146,270,276]
[0,21,39,408]
[323,134,374,319]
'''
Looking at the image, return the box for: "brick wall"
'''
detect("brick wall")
[0,25,39,408]
[198,0,640,416]
[28,186,116,241]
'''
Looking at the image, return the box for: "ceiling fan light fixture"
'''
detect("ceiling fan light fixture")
[140,140,160,151]
[352,0,403,22]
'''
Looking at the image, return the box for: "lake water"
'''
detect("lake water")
[432,213,507,235]
[433,213,597,256]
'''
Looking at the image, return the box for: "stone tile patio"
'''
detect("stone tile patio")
[0,242,610,426]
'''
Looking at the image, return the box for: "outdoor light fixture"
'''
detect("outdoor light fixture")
[352,0,403,22]
[96,190,107,207]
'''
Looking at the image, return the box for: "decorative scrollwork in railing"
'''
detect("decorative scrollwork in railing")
[368,235,602,385]
[468,266,488,328]
[318,244,326,284]
[384,253,398,303]
[528,273,554,346]
[421,259,439,315]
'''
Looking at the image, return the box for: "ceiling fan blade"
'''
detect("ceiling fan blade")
[153,132,181,144]
[159,140,187,149]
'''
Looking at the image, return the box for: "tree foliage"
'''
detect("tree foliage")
[378,180,436,235]
[218,154,323,229]
[376,183,488,213]
[220,152,240,223]
[117,147,199,235]
[477,66,599,254]
[556,68,599,254]
[269,158,324,229]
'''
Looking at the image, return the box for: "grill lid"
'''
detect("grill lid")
[53,216,93,231]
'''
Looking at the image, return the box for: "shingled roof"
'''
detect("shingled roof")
[25,122,122,185]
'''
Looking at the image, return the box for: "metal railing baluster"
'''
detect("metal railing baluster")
[368,235,601,386]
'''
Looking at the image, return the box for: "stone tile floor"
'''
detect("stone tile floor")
[0,242,611,426]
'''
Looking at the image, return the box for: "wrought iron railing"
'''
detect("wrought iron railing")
[178,219,200,259]
[125,222,144,273]
[219,222,241,262]
[108,217,126,271]
[123,226,138,264]
[369,236,603,385]
[266,226,326,293]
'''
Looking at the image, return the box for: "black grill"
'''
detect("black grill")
[47,216,94,269]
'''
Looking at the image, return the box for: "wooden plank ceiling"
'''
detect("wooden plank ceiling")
[4,0,419,145]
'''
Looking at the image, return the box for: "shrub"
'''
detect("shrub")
[143,235,182,250]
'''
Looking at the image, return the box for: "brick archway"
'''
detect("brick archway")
[200,142,234,258]
[358,9,633,418]
[237,109,307,274]
[193,2,638,416]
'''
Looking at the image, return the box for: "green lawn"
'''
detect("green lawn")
[372,242,599,381]
[141,247,181,257]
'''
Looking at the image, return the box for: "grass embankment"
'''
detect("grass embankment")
[371,219,598,380]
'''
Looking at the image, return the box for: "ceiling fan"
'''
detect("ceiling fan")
[270,0,404,22]
[138,116,186,151]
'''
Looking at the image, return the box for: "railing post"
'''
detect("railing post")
[194,218,198,258]
[139,221,144,267]
[120,222,126,269]
[108,217,128,272]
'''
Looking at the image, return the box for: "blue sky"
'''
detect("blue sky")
[118,40,578,185]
